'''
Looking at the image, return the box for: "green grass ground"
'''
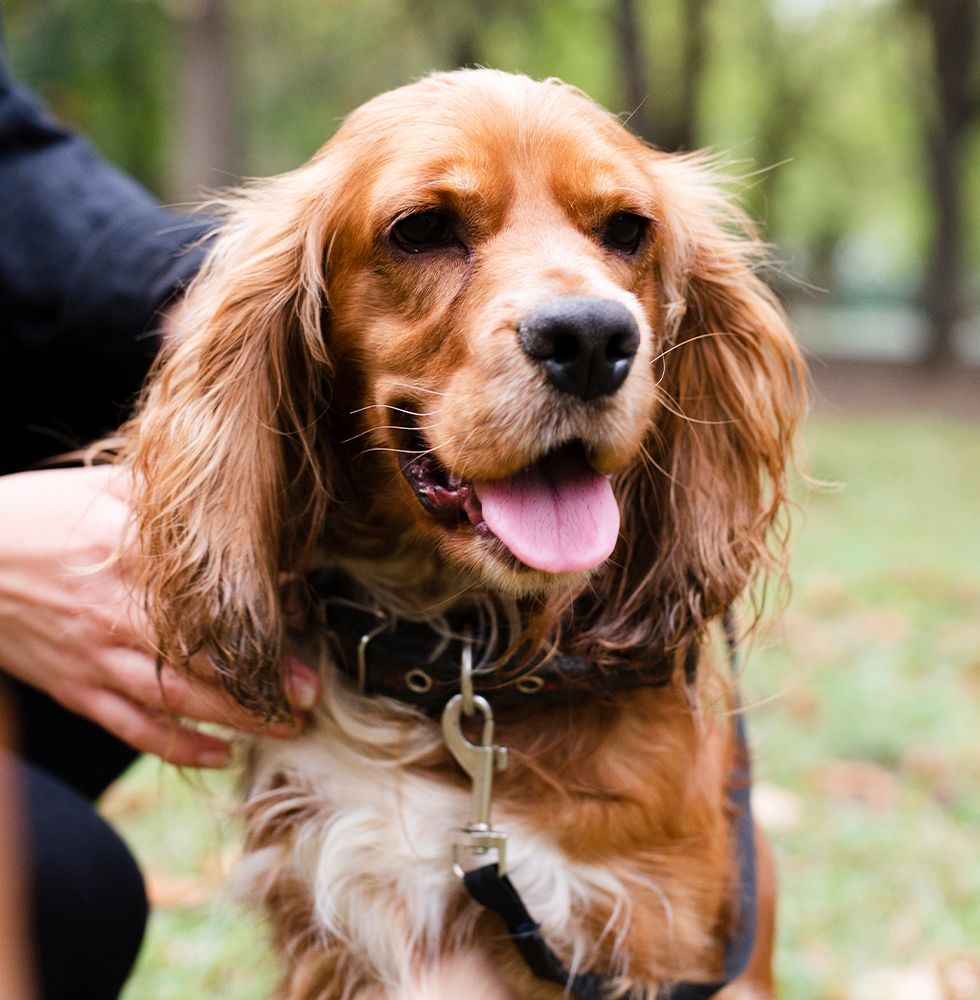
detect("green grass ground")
[108,415,980,1000]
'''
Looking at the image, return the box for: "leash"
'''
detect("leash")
[456,712,758,999]
[439,614,758,1000]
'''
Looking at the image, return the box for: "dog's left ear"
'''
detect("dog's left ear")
[123,164,342,718]
[592,153,807,658]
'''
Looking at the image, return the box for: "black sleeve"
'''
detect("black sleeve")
[0,43,215,472]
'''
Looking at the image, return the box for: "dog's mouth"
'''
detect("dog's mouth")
[399,426,621,574]
[398,432,486,529]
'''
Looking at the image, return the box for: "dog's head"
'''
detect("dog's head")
[128,70,804,715]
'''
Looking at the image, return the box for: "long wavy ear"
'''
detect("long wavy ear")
[574,153,807,670]
[123,163,341,719]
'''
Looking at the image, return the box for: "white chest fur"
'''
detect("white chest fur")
[236,680,671,992]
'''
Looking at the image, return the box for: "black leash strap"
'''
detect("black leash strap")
[460,713,758,1000]
[462,865,608,1000]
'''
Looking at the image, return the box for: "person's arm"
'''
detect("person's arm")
[0,50,320,755]
[0,466,321,766]
[0,45,218,474]
[0,46,213,359]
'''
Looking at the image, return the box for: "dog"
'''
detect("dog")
[122,69,804,999]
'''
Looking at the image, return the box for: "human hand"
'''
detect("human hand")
[0,465,321,767]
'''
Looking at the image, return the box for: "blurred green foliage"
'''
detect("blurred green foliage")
[5,0,978,310]
[6,0,175,192]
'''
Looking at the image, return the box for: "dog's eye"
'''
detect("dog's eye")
[391,211,456,253]
[602,213,647,254]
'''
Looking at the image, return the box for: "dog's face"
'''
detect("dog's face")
[130,70,804,715]
[322,74,663,592]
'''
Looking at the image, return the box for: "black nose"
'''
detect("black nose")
[518,297,640,401]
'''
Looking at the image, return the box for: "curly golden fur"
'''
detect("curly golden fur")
[120,70,804,999]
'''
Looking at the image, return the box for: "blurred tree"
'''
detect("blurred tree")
[613,0,654,139]
[713,1,850,295]
[6,0,175,193]
[173,0,241,201]
[6,0,979,364]
[411,0,538,72]
[612,0,708,149]
[677,0,708,151]
[908,0,980,366]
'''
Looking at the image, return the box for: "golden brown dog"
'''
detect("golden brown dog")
[122,70,803,999]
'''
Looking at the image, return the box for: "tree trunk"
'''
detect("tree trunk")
[922,131,966,367]
[915,0,979,367]
[173,0,239,202]
[613,0,710,150]
[613,0,657,143]
[676,0,708,151]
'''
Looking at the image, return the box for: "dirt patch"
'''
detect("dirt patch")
[806,357,980,421]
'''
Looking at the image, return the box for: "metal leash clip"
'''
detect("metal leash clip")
[441,638,509,876]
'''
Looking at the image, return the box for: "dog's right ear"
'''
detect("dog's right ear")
[124,161,345,719]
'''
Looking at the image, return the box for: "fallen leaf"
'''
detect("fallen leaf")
[751,782,804,832]
[849,964,942,1000]
[146,871,221,909]
[813,759,900,811]
[900,745,962,806]
[942,954,980,1000]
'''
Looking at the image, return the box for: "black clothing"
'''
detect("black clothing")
[4,690,147,1000]
[9,680,146,1000]
[1,36,212,999]
[0,44,213,474]
[24,760,147,1000]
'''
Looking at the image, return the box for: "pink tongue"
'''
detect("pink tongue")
[474,448,620,574]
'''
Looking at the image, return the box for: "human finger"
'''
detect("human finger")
[79,688,232,768]
[284,659,321,712]
[108,649,308,737]
[78,462,132,506]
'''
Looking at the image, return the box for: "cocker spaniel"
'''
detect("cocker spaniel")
[122,70,804,999]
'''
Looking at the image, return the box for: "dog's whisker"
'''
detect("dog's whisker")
[446,421,484,476]
[654,388,735,428]
[650,331,735,373]
[387,381,449,397]
[354,446,436,458]
[341,424,422,445]
[352,429,459,462]
[348,403,442,417]
[635,441,684,491]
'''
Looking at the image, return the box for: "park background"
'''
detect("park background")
[6,1,979,997]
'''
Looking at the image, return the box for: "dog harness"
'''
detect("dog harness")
[322,599,759,999]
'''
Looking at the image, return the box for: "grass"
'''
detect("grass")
[108,414,980,1000]
[745,417,980,999]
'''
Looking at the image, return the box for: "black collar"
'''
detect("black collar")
[320,599,679,712]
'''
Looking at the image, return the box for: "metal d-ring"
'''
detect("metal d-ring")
[405,668,433,693]
[516,674,545,695]
[357,617,390,694]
